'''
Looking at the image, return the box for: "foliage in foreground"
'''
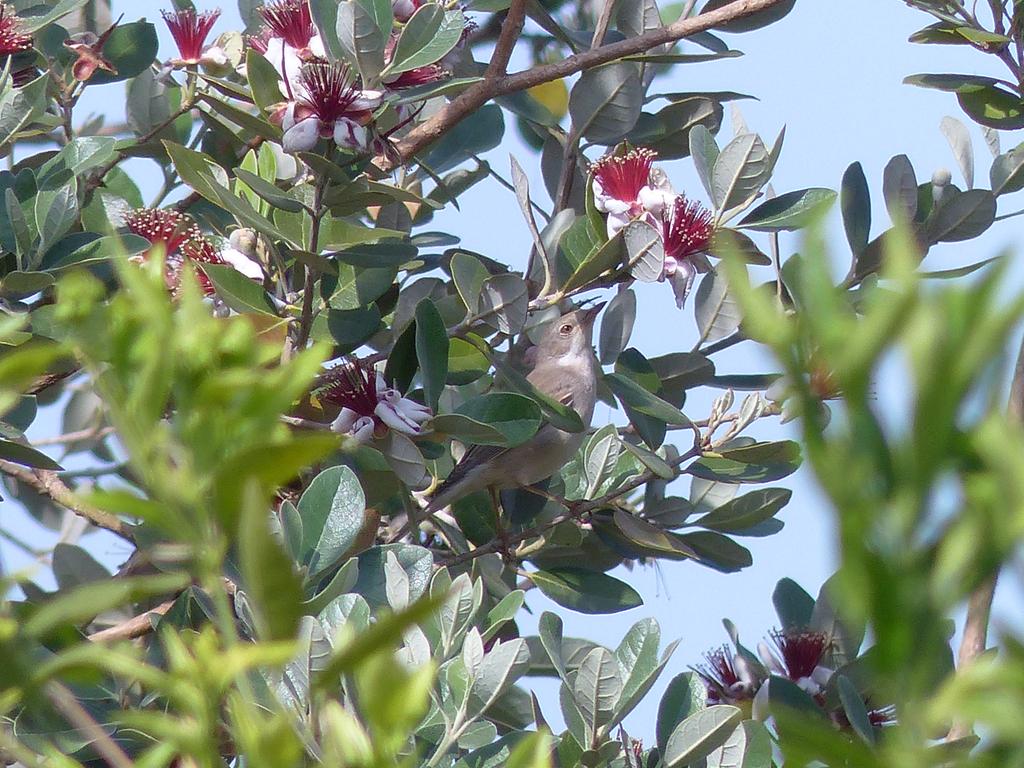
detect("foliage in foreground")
[1,0,1024,766]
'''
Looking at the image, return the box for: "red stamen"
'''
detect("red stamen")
[387,64,446,89]
[590,148,656,203]
[317,359,380,417]
[259,0,314,49]
[161,7,220,63]
[661,195,713,261]
[768,629,830,681]
[299,61,360,124]
[0,4,33,55]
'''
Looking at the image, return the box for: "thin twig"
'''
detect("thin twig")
[88,600,175,642]
[46,682,135,768]
[946,329,1024,740]
[0,460,134,543]
[32,425,115,447]
[375,0,789,172]
[439,444,702,567]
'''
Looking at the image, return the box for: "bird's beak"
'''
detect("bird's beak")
[579,301,606,328]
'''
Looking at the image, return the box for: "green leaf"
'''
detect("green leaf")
[688,456,799,483]
[676,531,752,572]
[712,133,771,219]
[569,62,644,145]
[468,638,532,716]
[310,0,346,61]
[298,465,366,582]
[313,593,445,688]
[164,142,290,242]
[841,162,871,255]
[384,4,464,75]
[77,21,159,85]
[240,483,303,640]
[201,263,276,316]
[604,372,690,425]
[479,344,584,433]
[882,154,918,221]
[836,674,876,745]
[657,672,708,754]
[478,273,528,334]
[707,720,773,768]
[418,104,505,175]
[337,0,390,86]
[447,336,490,384]
[990,143,1024,195]
[664,705,743,768]
[957,84,1024,130]
[531,567,642,614]
[694,488,791,533]
[0,438,62,470]
[772,577,815,628]
[690,124,720,200]
[0,75,48,149]
[925,189,996,243]
[415,298,448,411]
[623,219,665,283]
[35,180,79,254]
[738,188,836,231]
[625,97,723,160]
[438,392,541,447]
[694,270,742,345]
[233,168,306,213]
[703,0,796,31]
[46,234,150,271]
[246,49,285,112]
[52,543,110,589]
[573,647,622,736]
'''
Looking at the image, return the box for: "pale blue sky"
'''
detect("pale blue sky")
[4,0,1024,742]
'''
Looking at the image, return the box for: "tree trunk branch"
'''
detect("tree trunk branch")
[0,460,135,544]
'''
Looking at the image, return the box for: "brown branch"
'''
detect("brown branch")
[485,0,528,79]
[0,460,135,544]
[946,331,1024,740]
[46,682,135,768]
[376,0,787,172]
[87,600,175,642]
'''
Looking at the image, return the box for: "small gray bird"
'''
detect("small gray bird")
[425,304,603,514]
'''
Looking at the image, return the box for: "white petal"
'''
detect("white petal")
[350,416,376,443]
[606,211,632,238]
[811,665,834,688]
[333,118,368,149]
[757,641,786,677]
[661,254,679,280]
[375,401,421,434]
[394,397,432,423]
[668,260,697,309]
[308,34,326,59]
[601,197,632,216]
[221,247,264,280]
[350,90,384,111]
[330,407,360,434]
[649,166,674,194]
[638,185,675,217]
[283,117,319,152]
[796,676,822,696]
[751,682,770,721]
[200,45,228,67]
[765,376,790,403]
[392,0,417,21]
[281,101,300,131]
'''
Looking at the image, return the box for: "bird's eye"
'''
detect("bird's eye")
[559,323,573,335]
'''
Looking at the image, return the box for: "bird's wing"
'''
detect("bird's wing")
[526,366,577,411]
[429,444,508,502]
